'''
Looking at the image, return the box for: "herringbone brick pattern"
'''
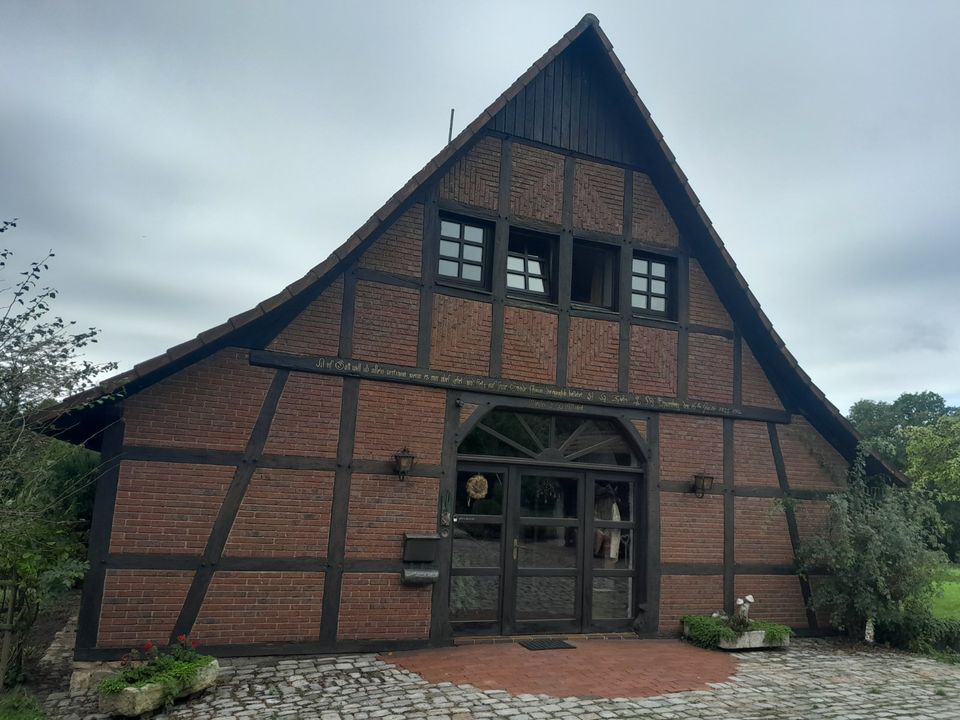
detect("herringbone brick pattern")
[510,144,564,225]
[440,136,500,210]
[632,172,679,247]
[352,281,419,366]
[689,260,733,330]
[268,276,342,356]
[732,419,780,489]
[501,306,558,385]
[574,159,624,234]
[628,325,678,397]
[430,294,492,376]
[567,316,618,390]
[742,341,784,409]
[688,333,734,404]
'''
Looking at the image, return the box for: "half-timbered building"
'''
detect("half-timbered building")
[54,15,898,659]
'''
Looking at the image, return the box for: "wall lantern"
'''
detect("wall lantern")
[692,474,714,498]
[394,447,416,481]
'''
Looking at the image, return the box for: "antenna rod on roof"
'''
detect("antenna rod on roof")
[448,108,455,144]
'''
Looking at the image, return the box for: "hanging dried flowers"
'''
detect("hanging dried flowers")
[466,474,489,501]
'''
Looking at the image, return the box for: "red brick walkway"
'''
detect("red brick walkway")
[382,640,737,698]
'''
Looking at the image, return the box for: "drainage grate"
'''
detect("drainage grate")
[519,639,575,651]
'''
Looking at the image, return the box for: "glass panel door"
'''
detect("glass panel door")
[507,471,583,634]
[586,474,637,628]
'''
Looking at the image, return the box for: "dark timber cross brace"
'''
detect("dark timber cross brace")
[169,369,290,641]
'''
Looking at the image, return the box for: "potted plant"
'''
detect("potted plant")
[97,635,218,716]
[682,595,792,650]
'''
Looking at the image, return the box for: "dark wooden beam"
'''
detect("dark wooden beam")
[556,156,576,387]
[169,369,290,642]
[618,170,633,393]
[723,417,735,615]
[417,185,439,368]
[489,138,512,378]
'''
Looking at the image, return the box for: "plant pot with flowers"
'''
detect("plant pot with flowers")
[97,635,218,717]
[682,595,792,651]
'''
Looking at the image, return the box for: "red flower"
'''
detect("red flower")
[177,634,187,643]
[143,640,154,652]
[191,639,199,648]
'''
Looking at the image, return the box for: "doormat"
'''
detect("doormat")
[519,639,575,651]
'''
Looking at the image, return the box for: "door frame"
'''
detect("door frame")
[450,461,643,636]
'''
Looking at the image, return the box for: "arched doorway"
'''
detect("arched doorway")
[450,409,646,636]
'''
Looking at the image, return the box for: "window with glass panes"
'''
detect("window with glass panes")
[438,218,487,285]
[506,230,552,297]
[631,256,670,314]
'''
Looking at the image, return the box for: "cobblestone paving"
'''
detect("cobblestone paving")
[41,639,960,720]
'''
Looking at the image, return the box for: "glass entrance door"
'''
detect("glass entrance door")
[450,465,639,635]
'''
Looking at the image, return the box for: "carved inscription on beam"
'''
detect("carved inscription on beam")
[249,350,790,423]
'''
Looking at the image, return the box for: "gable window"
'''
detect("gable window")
[507,229,554,299]
[438,217,488,286]
[631,254,671,315]
[572,240,618,310]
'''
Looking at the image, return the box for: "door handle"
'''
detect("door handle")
[513,538,519,561]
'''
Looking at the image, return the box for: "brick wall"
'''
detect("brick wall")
[263,373,342,457]
[733,420,779,489]
[630,418,647,441]
[687,334,734,405]
[430,294,492,376]
[440,136,500,210]
[345,474,438,559]
[794,500,832,545]
[632,173,678,247]
[777,417,847,491]
[688,260,733,330]
[573,159,623,235]
[734,497,794,565]
[224,469,334,558]
[358,205,424,278]
[659,575,723,633]
[660,492,723,564]
[269,277,342,356]
[628,326,678,397]
[459,402,480,427]
[659,415,723,485]
[123,349,274,450]
[98,570,193,647]
[354,381,446,465]
[352,281,419,366]
[735,575,808,626]
[501,306,558,385]
[742,341,783,410]
[337,573,431,641]
[510,144,564,224]
[567,316,618,390]
[193,571,324,644]
[111,461,233,554]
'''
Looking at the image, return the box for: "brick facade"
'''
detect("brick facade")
[687,333,734,405]
[501,306,558,384]
[735,575,808,626]
[777,418,847,491]
[440,136,500,210]
[98,570,193,647]
[263,373,342,457]
[688,259,733,330]
[660,492,724,564]
[567,316,618,390]
[734,496,794,565]
[742,341,783,409]
[354,381,446,465]
[628,326,678,397]
[573,159,623,234]
[632,172,678,247]
[733,420,780,489]
[345,474,439,559]
[358,205,424,278]
[430,293,492,376]
[337,573,432,641]
[659,575,723,633]
[352,281,419,366]
[659,415,723,485]
[268,277,342,356]
[510,144,564,224]
[193,571,325,644]
[123,348,274,451]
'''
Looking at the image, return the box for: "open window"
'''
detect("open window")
[506,229,554,300]
[572,240,618,310]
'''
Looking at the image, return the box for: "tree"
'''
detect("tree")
[797,449,947,638]
[0,220,117,684]
[908,416,960,498]
[848,391,956,471]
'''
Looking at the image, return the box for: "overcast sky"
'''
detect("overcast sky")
[2,1,958,413]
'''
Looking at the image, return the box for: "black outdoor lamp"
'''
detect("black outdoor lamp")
[394,447,416,481]
[692,474,714,498]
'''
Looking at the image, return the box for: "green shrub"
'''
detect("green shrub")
[680,615,791,649]
[797,448,948,638]
[98,637,214,708]
[0,689,46,719]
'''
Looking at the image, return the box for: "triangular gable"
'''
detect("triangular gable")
[43,14,903,484]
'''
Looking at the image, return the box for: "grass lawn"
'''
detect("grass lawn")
[0,689,46,720]
[933,566,960,620]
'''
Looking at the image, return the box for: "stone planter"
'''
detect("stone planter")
[717,629,790,650]
[683,623,790,651]
[98,659,219,717]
